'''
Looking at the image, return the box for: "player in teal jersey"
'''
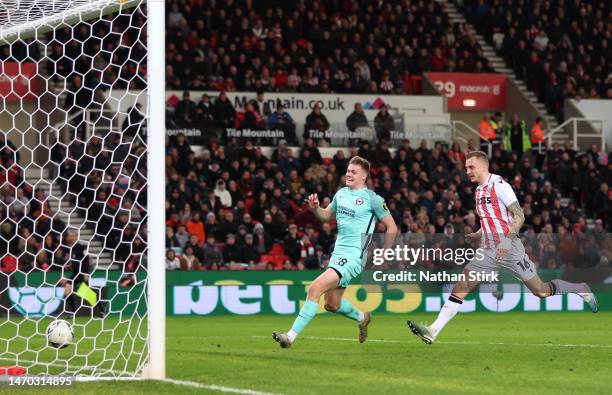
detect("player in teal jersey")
[273,156,398,348]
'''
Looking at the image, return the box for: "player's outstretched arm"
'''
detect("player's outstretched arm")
[305,194,334,222]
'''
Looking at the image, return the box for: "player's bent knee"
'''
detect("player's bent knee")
[324,303,339,312]
[306,285,323,301]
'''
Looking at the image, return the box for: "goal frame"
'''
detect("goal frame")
[0,0,166,380]
[145,0,166,381]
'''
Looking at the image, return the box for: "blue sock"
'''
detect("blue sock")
[336,299,361,321]
[290,300,319,335]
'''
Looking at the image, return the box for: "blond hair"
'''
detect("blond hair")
[349,156,371,173]
[466,150,489,165]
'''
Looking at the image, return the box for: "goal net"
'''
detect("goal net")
[0,0,164,379]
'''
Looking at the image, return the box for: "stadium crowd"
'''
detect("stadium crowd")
[1,0,611,276]
[0,129,148,276]
[461,0,612,120]
[162,121,612,272]
[165,0,492,94]
[0,134,67,273]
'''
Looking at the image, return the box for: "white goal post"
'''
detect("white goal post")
[0,0,165,380]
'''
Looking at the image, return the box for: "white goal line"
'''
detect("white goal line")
[162,378,282,395]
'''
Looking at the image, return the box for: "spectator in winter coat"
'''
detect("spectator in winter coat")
[346,103,369,131]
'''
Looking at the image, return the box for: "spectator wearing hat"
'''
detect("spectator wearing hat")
[253,223,272,254]
[204,212,222,240]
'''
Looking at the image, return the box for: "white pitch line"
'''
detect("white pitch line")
[1,357,282,394]
[252,335,612,349]
[162,378,282,395]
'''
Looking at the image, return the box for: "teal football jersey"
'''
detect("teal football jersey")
[329,187,390,258]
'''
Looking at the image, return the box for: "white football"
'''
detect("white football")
[46,320,74,349]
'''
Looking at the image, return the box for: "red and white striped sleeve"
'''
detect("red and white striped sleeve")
[493,178,518,209]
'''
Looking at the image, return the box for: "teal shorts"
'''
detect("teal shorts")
[328,253,364,288]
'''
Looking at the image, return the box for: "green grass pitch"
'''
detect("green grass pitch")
[1,312,611,394]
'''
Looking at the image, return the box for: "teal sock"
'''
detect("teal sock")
[336,299,362,321]
[290,300,318,335]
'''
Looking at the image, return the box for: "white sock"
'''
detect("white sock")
[430,295,463,337]
[357,312,365,323]
[287,329,298,342]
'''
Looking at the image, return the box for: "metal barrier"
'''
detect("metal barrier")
[452,120,492,156]
[543,117,605,152]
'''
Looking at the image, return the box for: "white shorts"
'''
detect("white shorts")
[465,238,537,282]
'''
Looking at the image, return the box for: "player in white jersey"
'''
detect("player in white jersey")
[408,151,599,344]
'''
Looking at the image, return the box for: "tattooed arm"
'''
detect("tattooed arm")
[506,201,525,238]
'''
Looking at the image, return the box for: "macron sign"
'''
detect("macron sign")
[427,72,507,110]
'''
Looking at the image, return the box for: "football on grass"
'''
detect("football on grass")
[46,320,74,349]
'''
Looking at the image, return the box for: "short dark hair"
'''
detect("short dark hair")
[349,156,371,173]
[466,151,489,165]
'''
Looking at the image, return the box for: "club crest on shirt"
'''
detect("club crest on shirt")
[355,197,364,205]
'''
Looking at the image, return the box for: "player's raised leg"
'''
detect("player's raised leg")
[273,268,340,348]
[324,287,371,343]
[524,275,598,312]
[408,268,480,344]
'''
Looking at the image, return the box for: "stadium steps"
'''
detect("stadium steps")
[442,1,561,137]
[24,167,115,270]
